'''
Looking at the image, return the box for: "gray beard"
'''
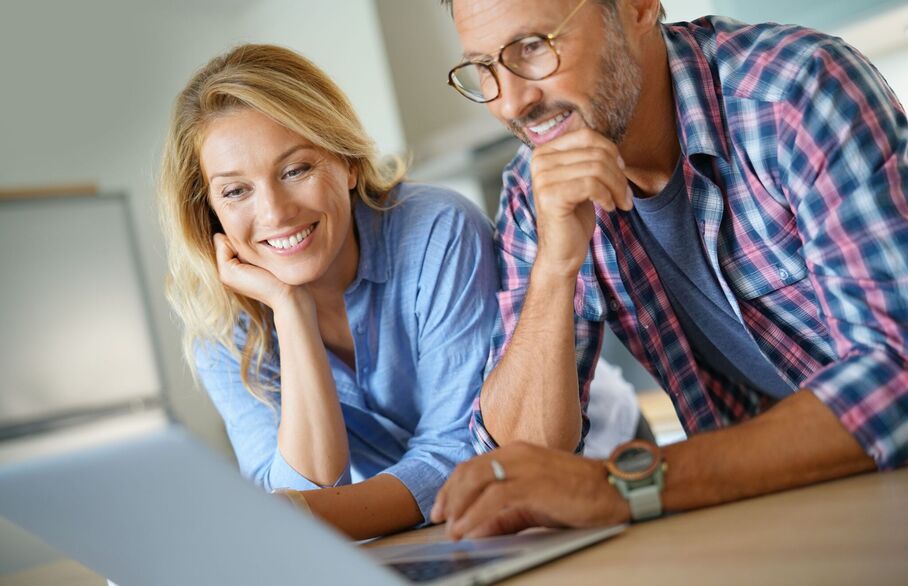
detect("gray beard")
[589,21,642,144]
[508,17,642,147]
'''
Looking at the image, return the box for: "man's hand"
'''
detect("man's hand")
[430,443,630,540]
[531,128,632,278]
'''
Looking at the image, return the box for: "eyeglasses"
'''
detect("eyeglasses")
[447,0,589,104]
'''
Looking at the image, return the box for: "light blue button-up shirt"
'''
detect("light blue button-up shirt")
[195,184,498,521]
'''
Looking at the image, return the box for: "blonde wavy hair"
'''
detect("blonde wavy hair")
[158,43,405,401]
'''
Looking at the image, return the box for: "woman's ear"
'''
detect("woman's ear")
[347,163,358,191]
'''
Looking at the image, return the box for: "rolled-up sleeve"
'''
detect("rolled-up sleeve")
[778,41,908,469]
[194,341,352,491]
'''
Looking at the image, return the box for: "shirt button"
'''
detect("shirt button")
[778,268,790,281]
[355,325,364,334]
[609,300,619,312]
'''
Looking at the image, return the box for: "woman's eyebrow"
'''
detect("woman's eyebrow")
[274,144,314,164]
[208,144,314,182]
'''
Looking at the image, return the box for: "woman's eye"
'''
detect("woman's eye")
[284,163,312,179]
[222,186,247,198]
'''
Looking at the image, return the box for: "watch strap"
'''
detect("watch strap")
[627,482,662,521]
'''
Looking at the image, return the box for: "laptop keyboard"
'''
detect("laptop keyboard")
[390,555,507,583]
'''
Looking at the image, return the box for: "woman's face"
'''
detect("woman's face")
[200,108,358,288]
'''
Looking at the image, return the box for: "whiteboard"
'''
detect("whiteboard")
[0,195,163,432]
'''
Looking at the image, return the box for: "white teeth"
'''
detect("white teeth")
[266,225,315,249]
[529,112,569,135]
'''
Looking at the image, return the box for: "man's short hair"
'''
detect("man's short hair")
[440,0,668,22]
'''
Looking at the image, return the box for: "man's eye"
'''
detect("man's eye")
[284,164,312,179]
[521,39,546,58]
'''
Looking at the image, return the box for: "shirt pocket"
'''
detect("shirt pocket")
[720,229,832,355]
[720,227,808,300]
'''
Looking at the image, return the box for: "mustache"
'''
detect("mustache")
[507,102,576,134]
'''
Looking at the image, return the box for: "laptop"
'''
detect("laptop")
[0,424,625,585]
[0,193,624,584]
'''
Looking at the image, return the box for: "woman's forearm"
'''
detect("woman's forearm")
[273,289,350,486]
[299,474,423,540]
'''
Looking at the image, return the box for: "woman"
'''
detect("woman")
[158,44,497,540]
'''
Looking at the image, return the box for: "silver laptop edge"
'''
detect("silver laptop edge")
[0,425,403,586]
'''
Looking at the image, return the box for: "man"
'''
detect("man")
[430,0,908,538]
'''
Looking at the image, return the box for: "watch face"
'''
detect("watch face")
[616,446,655,473]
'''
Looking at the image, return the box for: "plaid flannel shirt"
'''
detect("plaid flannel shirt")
[471,17,908,470]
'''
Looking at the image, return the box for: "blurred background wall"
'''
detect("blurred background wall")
[1,0,906,453]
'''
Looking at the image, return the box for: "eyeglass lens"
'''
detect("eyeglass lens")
[451,35,559,102]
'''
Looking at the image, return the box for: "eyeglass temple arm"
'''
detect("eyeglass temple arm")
[550,0,590,39]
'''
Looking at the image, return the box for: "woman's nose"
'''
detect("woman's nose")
[257,183,299,227]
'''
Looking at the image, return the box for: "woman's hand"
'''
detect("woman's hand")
[214,233,302,311]
[215,233,346,484]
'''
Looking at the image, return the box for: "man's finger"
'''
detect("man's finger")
[531,143,617,173]
[537,127,618,155]
[447,481,528,540]
[441,456,500,525]
[463,507,534,540]
[538,174,623,213]
[430,483,448,523]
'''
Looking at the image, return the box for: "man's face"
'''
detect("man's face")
[453,0,641,147]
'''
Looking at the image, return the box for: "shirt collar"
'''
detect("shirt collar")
[662,22,731,161]
[350,192,392,286]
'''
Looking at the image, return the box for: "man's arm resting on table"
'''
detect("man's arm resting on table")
[433,390,877,539]
[661,389,875,511]
[479,265,583,452]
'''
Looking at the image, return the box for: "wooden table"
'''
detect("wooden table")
[369,468,908,585]
[3,468,906,585]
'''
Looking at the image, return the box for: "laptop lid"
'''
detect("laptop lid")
[0,424,403,586]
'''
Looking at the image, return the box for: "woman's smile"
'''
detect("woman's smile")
[263,222,319,254]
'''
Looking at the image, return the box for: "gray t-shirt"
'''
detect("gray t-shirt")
[628,162,792,399]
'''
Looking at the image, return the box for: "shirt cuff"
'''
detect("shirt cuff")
[469,398,586,455]
[469,396,500,454]
[803,348,908,470]
[265,448,352,492]
[379,458,448,525]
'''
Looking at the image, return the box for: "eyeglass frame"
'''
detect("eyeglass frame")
[447,0,590,104]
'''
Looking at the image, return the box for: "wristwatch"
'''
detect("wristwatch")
[605,440,667,522]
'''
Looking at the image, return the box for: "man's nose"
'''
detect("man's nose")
[491,68,544,123]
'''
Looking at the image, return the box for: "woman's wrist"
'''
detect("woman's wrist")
[271,488,313,514]
[272,286,318,326]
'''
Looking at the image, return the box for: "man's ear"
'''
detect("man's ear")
[622,0,662,32]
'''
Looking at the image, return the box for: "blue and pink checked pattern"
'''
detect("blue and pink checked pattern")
[471,17,908,469]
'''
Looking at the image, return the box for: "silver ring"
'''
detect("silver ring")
[490,459,507,481]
